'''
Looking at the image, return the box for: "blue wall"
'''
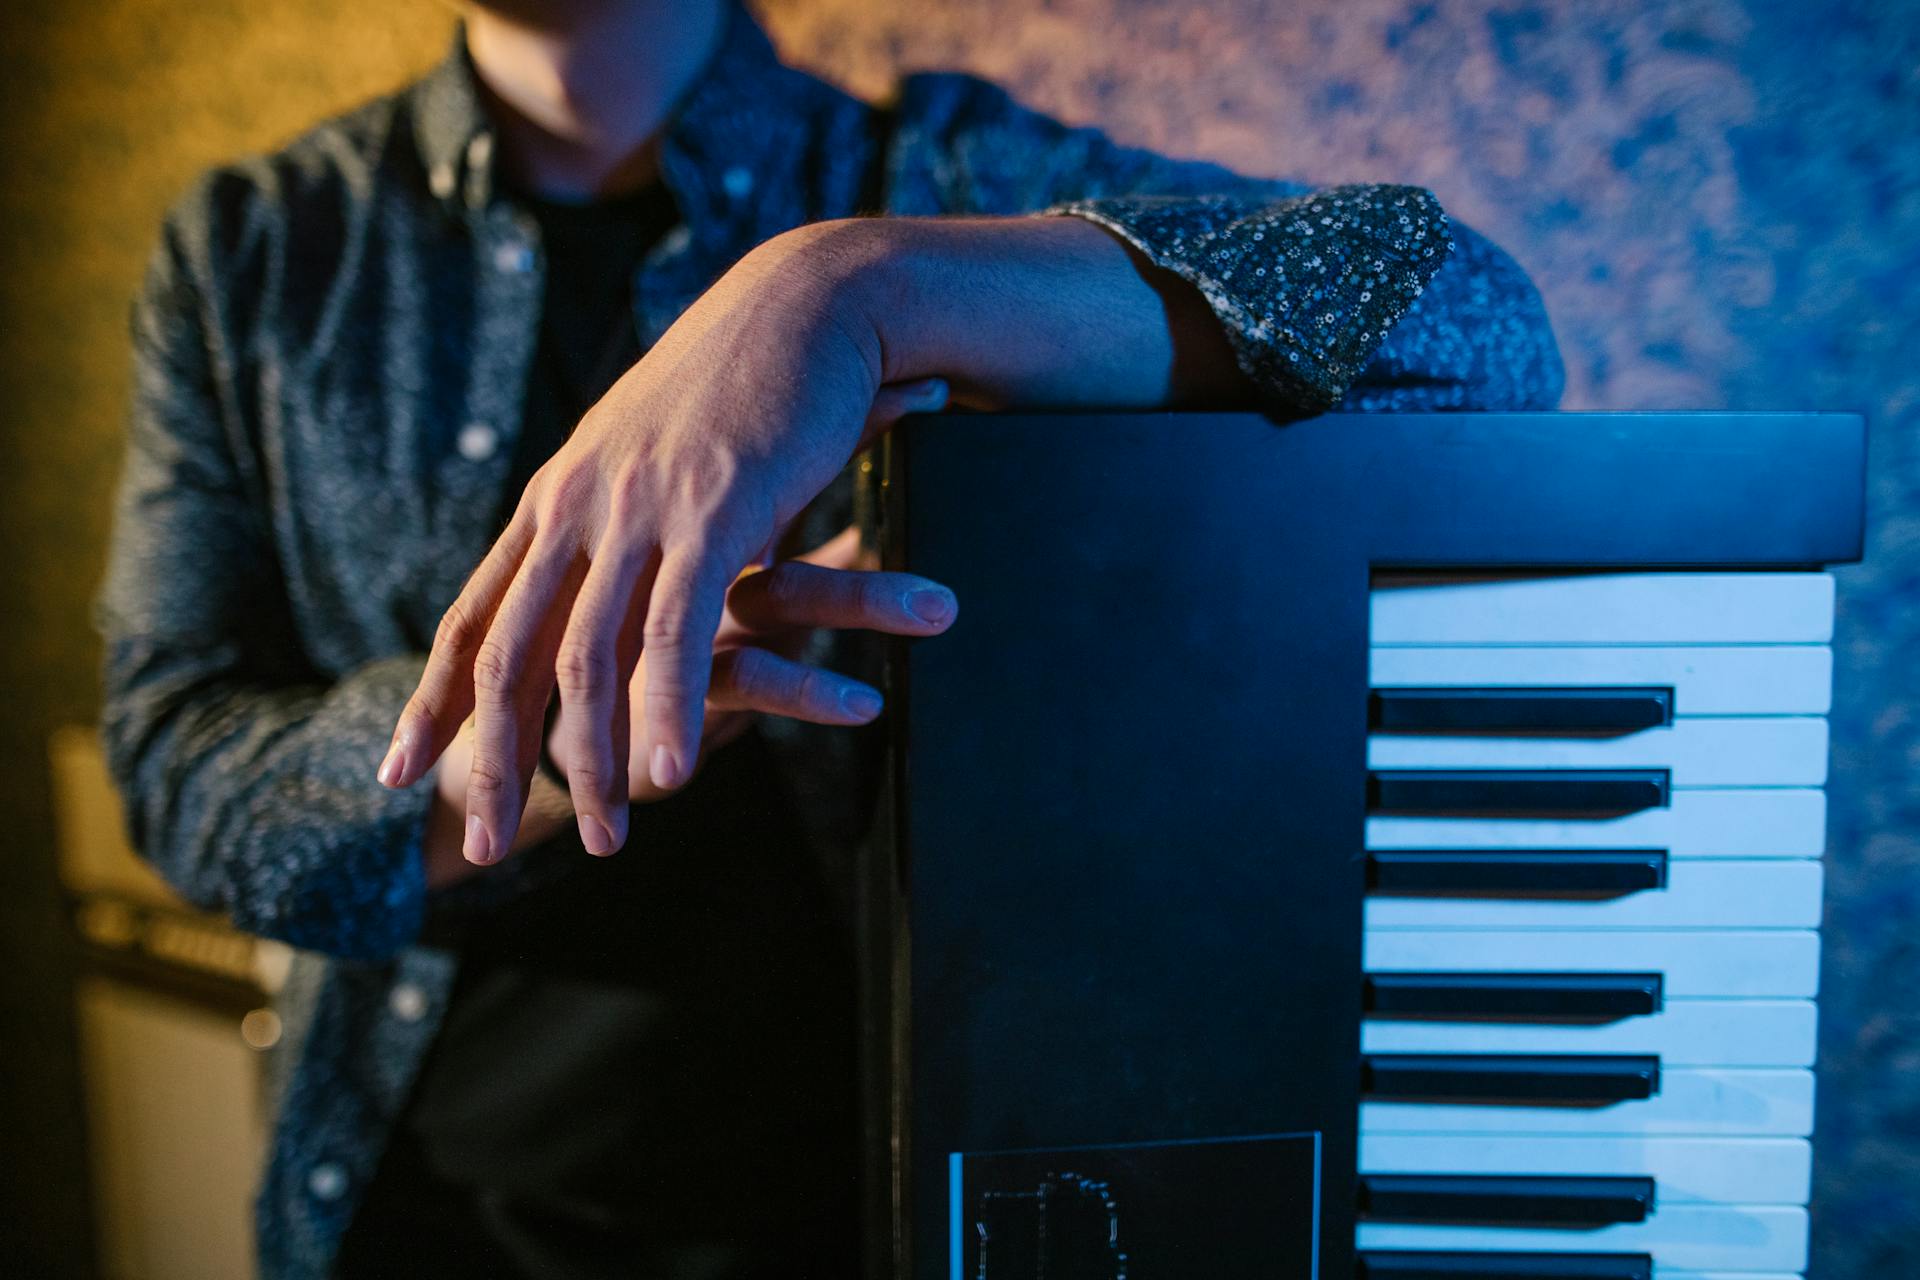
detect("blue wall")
[771,1,1920,1269]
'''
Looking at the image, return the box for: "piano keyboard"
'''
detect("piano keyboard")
[1357,571,1830,1280]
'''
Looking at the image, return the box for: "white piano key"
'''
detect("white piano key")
[1359,1135,1812,1205]
[1366,788,1827,858]
[1364,931,1821,999]
[1661,1273,1799,1280]
[1367,718,1828,787]
[1362,1068,1814,1137]
[1365,862,1822,930]
[1369,646,1833,715]
[1361,1000,1817,1068]
[1357,1204,1807,1272]
[1371,572,1834,646]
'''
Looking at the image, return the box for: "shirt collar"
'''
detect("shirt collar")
[410,2,807,246]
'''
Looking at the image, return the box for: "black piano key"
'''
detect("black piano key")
[1358,1174,1657,1226]
[1365,973,1664,1021]
[1368,849,1668,896]
[1371,687,1674,733]
[1368,770,1670,816]
[1358,1251,1653,1280]
[1363,1054,1661,1104]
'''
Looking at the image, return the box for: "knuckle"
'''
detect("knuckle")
[795,666,833,714]
[545,464,599,522]
[762,563,811,611]
[643,612,693,651]
[670,451,740,511]
[467,756,511,802]
[567,758,611,797]
[433,600,483,656]
[553,641,614,701]
[396,696,435,735]
[727,649,774,703]
[608,462,653,528]
[470,641,518,697]
[854,572,895,620]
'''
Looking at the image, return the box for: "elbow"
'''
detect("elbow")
[213,778,429,962]
[98,685,426,963]
[1502,260,1568,411]
[1334,219,1567,414]
[97,689,237,917]
[1453,221,1567,411]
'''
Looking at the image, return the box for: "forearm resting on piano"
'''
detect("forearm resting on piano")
[800,214,1258,414]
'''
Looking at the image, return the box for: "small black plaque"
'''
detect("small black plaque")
[951,1132,1321,1280]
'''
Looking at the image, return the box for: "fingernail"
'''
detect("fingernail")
[376,739,406,788]
[463,814,492,864]
[650,744,683,790]
[842,685,884,720]
[580,814,614,856]
[915,378,949,409]
[904,587,956,625]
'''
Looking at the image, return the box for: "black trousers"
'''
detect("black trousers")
[334,1125,858,1280]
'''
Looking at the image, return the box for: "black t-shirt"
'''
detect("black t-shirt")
[504,184,668,491]
[336,187,861,1279]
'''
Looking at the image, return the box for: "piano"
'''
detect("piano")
[859,412,1865,1280]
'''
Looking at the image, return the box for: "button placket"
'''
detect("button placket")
[437,205,540,541]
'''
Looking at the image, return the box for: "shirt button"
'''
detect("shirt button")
[456,422,498,462]
[721,165,754,199]
[307,1163,348,1202]
[492,240,534,274]
[388,982,428,1024]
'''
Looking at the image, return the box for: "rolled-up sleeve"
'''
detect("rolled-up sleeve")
[94,193,432,961]
[887,72,1564,413]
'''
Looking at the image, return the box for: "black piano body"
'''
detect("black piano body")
[862,412,1866,1280]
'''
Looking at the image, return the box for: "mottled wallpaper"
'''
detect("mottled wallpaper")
[0,0,1912,1275]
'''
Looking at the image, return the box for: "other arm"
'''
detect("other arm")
[95,195,510,959]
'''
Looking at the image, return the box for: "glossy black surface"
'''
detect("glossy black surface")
[1368,770,1671,816]
[873,412,1864,1278]
[1362,1054,1662,1103]
[1364,973,1664,1020]
[1366,850,1668,896]
[1370,687,1673,733]
[1358,1174,1657,1225]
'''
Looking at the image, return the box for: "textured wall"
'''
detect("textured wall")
[0,1,1913,1275]
[0,3,449,1273]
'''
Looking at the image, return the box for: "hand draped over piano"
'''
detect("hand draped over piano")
[379,213,1259,864]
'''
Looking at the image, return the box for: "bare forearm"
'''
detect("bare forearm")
[792,216,1254,413]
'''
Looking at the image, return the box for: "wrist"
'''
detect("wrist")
[754,217,917,383]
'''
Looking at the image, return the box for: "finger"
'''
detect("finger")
[796,524,869,572]
[382,506,537,789]
[708,647,884,725]
[726,561,959,637]
[862,377,948,442]
[464,540,584,864]
[641,539,742,792]
[551,538,657,855]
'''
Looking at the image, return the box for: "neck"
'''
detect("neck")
[463,0,726,201]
